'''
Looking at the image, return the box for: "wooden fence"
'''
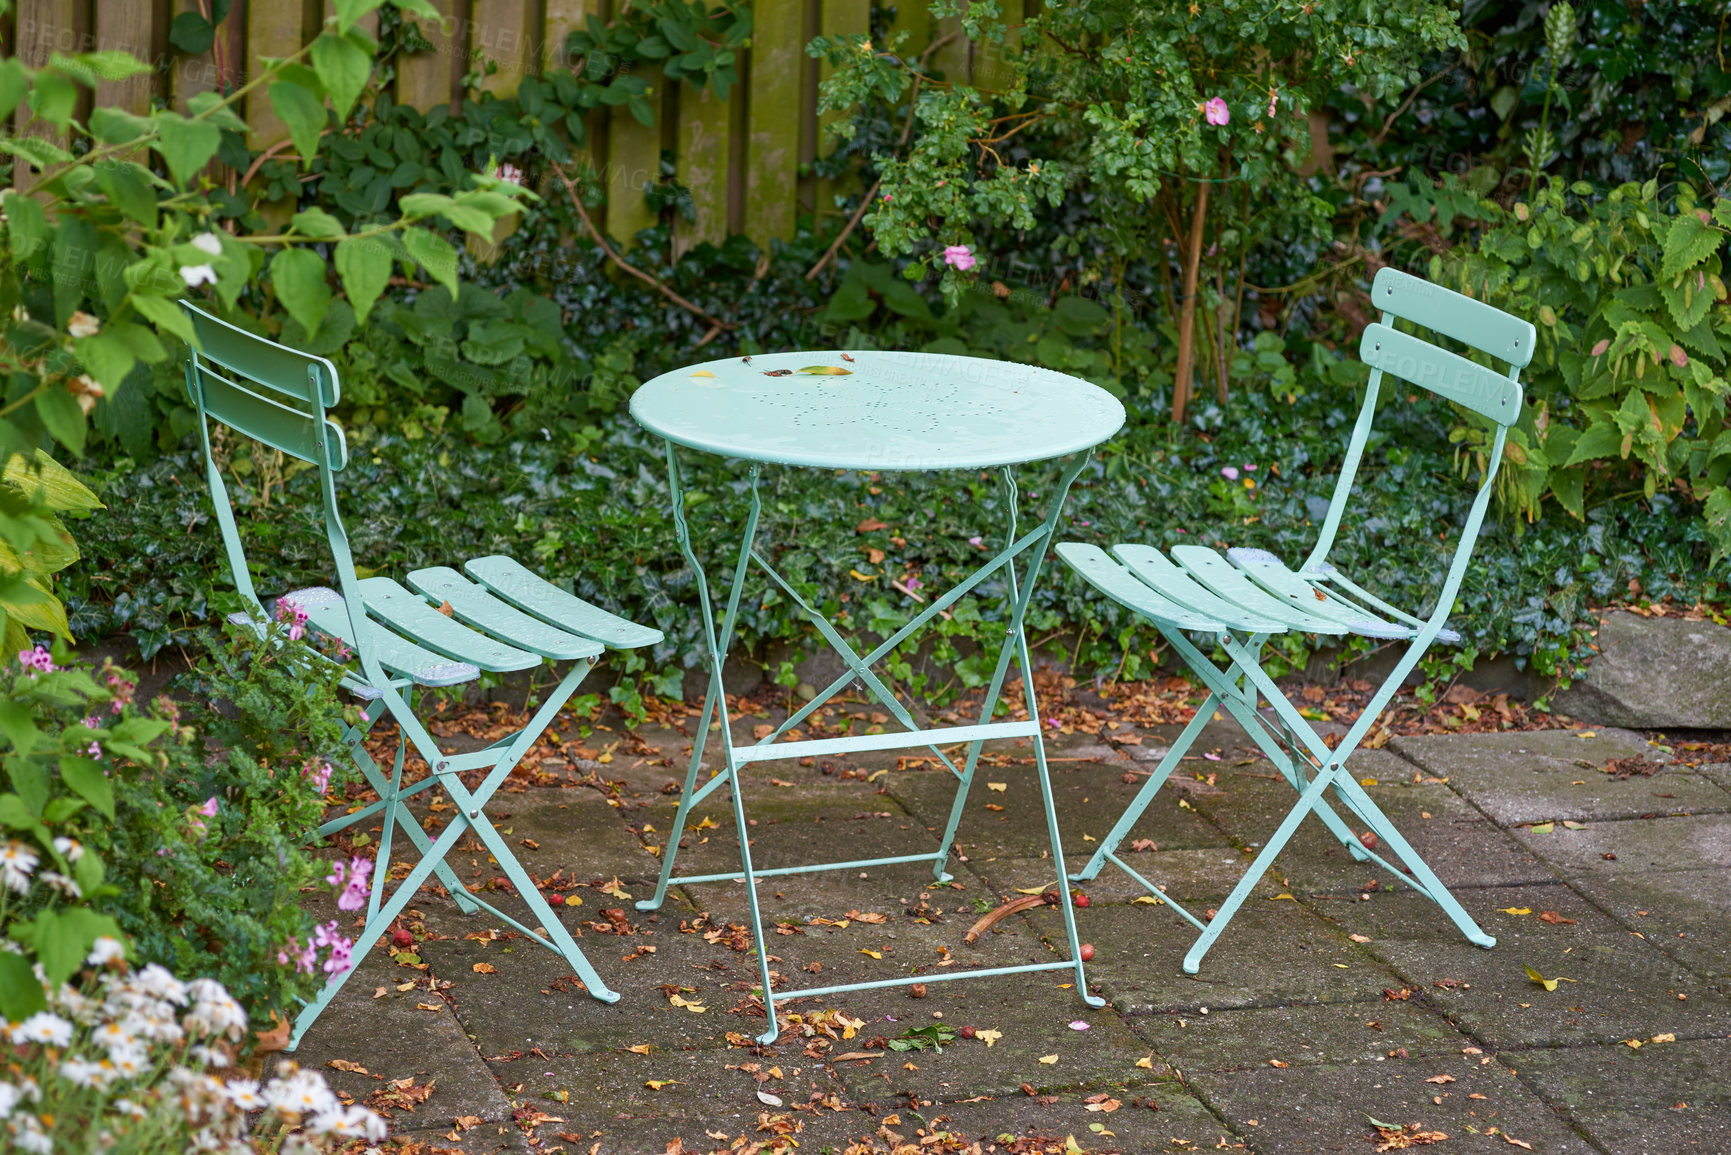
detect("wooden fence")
[4,0,1024,248]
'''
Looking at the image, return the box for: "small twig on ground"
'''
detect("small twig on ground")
[964,894,1049,945]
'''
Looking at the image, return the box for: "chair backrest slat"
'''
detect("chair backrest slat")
[190,365,347,472]
[1359,322,1522,426]
[183,304,339,406]
[1371,267,1535,368]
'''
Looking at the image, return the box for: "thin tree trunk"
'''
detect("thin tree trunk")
[1172,182,1210,425]
[1214,259,1229,404]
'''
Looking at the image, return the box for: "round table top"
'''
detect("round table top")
[629,350,1126,471]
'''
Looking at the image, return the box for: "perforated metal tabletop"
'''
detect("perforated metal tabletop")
[630,350,1125,471]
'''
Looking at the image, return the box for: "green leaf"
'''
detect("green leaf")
[3,449,103,513]
[58,756,114,819]
[401,227,459,298]
[0,794,35,829]
[93,161,157,226]
[333,0,385,33]
[35,388,87,457]
[270,81,330,169]
[310,30,372,121]
[154,112,223,187]
[28,907,123,986]
[129,295,200,347]
[169,10,217,55]
[73,333,137,391]
[1661,212,1725,281]
[391,0,446,23]
[6,756,47,819]
[57,51,154,82]
[1563,421,1623,466]
[87,106,153,146]
[1,191,48,262]
[270,247,333,335]
[291,207,346,239]
[0,700,40,756]
[335,236,393,324]
[0,58,28,120]
[29,68,78,129]
[0,952,45,1022]
[185,90,249,133]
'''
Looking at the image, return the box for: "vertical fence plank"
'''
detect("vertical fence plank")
[542,0,595,73]
[470,0,533,97]
[605,106,660,243]
[245,0,306,146]
[816,0,867,221]
[397,0,457,112]
[971,0,1021,91]
[887,0,927,54]
[674,83,730,255]
[93,3,154,113]
[930,13,969,84]
[11,0,82,193]
[744,0,802,245]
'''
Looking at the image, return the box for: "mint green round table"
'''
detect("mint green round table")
[630,349,1125,1042]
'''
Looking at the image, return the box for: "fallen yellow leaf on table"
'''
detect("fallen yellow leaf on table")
[690,370,715,377]
[1037,1054,1059,1065]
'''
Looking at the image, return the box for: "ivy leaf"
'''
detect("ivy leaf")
[153,112,223,188]
[270,247,333,335]
[335,235,392,325]
[1661,212,1724,281]
[58,755,114,819]
[401,227,459,298]
[270,81,330,168]
[310,30,372,122]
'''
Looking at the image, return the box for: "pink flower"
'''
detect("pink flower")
[86,742,101,757]
[942,245,976,272]
[1266,88,1279,118]
[1203,97,1230,126]
[275,597,309,642]
[337,857,373,912]
[1221,466,1240,480]
[498,163,524,185]
[305,760,334,794]
[199,796,219,817]
[325,861,348,890]
[1243,463,1257,472]
[905,576,922,592]
[15,646,55,674]
[967,536,984,548]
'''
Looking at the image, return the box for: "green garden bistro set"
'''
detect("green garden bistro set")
[177,265,1535,1049]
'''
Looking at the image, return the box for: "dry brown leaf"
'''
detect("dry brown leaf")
[472,962,497,974]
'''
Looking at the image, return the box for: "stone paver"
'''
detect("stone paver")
[298,704,1731,1154]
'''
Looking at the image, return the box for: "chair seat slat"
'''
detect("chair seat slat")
[1224,548,1411,640]
[407,567,604,661]
[283,587,479,686]
[464,555,664,649]
[359,578,543,673]
[1054,544,1237,633]
[1111,545,1294,633]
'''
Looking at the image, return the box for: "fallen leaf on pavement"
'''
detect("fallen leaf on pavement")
[645,1080,681,1090]
[627,1044,652,1055]
[472,962,497,974]
[987,783,1006,793]
[976,1030,1002,1048]
[859,949,882,960]
[1037,1055,1058,1065]
[1424,1074,1456,1085]
[600,877,633,900]
[1135,1057,1153,1069]
[1538,911,1576,925]
[327,1059,380,1079]
[756,1090,783,1107]
[1498,907,1531,916]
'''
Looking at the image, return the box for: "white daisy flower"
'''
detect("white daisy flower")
[86,936,125,967]
[51,837,84,863]
[190,1043,230,1067]
[108,1042,148,1078]
[10,1012,71,1047]
[223,1079,265,1110]
[0,842,38,895]
[59,1058,105,1088]
[179,264,218,288]
[113,1097,147,1120]
[134,964,187,1005]
[266,1071,337,1116]
[0,1081,19,1118]
[92,1021,133,1050]
[307,1104,387,1140]
[191,232,224,256]
[8,1113,52,1154]
[67,310,101,338]
[39,870,81,898]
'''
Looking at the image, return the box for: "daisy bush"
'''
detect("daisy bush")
[0,940,384,1153]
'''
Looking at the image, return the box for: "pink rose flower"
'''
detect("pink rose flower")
[1203,97,1230,126]
[942,245,976,272]
[199,796,219,817]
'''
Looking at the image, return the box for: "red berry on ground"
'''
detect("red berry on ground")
[1074,893,1090,908]
[390,928,414,949]
[1079,943,1095,962]
[959,1025,976,1039]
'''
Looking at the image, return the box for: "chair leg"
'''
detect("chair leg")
[289,817,472,1051]
[637,673,722,913]
[1072,696,1216,883]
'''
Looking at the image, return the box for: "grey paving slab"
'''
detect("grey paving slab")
[887,762,1229,861]
[1033,901,1403,1016]
[1391,728,1731,825]
[294,948,522,1149]
[1190,766,1557,894]
[1352,885,1731,1049]
[1186,1053,1596,1154]
[1506,1038,1731,1154]
[988,848,1281,905]
[1133,998,1478,1074]
[402,785,663,887]
[823,974,1152,1103]
[920,1083,1228,1154]
[1511,813,1731,877]
[635,786,931,878]
[1567,868,1731,983]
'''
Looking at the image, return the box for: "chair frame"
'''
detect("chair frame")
[180,302,645,1049]
[1061,267,1535,972]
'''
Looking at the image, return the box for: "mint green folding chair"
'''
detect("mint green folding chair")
[1059,268,1532,972]
[180,302,662,1048]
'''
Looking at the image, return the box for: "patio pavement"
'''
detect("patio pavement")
[297,704,1731,1154]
